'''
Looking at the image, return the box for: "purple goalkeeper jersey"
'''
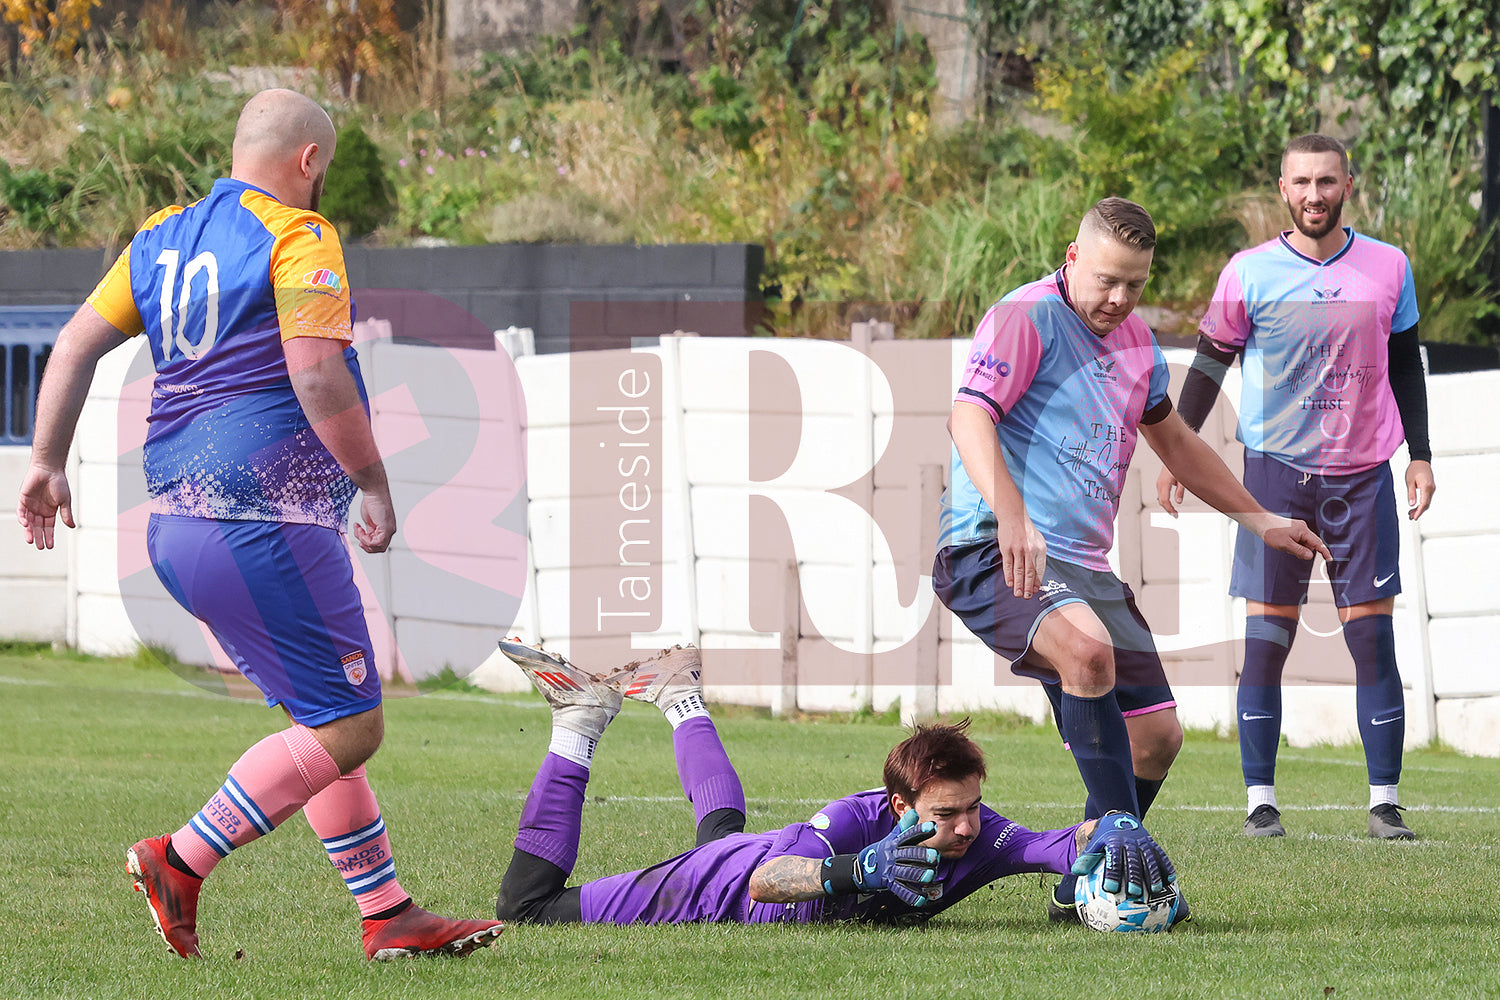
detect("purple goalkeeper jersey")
[579,789,1080,925]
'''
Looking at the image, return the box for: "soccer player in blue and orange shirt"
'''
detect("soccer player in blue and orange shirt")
[16,89,504,959]
[491,641,1177,927]
[1159,134,1435,841]
[932,197,1330,921]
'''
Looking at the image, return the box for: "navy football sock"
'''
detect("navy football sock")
[1134,776,1164,819]
[1060,692,1138,816]
[1238,615,1296,787]
[1345,615,1404,786]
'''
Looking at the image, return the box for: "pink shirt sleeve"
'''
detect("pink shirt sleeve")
[1198,260,1250,351]
[955,300,1045,421]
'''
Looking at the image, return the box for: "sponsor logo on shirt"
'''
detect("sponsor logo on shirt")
[809,812,831,830]
[303,268,343,295]
[992,821,1017,849]
[1312,286,1343,302]
[1089,356,1118,383]
[341,650,369,686]
[966,350,1013,381]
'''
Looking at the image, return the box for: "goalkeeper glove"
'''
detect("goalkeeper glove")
[822,808,941,907]
[1071,811,1176,900]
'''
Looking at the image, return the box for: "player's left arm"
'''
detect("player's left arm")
[274,217,395,553]
[1388,322,1434,519]
[1142,405,1331,561]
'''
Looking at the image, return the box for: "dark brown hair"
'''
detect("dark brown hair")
[883,718,988,806]
[1283,133,1350,177]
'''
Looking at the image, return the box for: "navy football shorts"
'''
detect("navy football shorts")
[1230,450,1401,608]
[933,539,1175,717]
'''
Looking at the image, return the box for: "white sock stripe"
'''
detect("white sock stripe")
[549,727,598,767]
[665,693,710,729]
[344,859,398,891]
[190,814,233,856]
[320,817,386,852]
[222,776,274,835]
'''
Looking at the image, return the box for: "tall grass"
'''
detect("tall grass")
[1358,137,1499,344]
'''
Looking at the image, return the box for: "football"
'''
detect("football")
[1073,859,1180,933]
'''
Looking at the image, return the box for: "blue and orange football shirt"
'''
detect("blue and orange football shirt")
[88,178,364,530]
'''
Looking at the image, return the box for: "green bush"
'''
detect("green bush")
[0,160,74,235]
[62,82,237,242]
[320,120,396,241]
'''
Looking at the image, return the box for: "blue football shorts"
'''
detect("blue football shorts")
[146,513,382,726]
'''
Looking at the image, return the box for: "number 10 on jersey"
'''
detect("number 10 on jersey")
[156,249,220,360]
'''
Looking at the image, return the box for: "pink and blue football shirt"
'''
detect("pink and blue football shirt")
[1199,228,1419,475]
[940,270,1170,572]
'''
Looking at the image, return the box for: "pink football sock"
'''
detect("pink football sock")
[172,725,341,879]
[303,765,410,918]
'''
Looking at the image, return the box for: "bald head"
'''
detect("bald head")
[230,90,336,211]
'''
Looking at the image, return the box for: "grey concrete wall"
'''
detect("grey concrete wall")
[0,243,765,354]
[445,0,583,65]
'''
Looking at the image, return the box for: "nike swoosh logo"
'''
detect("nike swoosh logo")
[1371,714,1402,726]
[1241,713,1274,721]
[1374,573,1395,587]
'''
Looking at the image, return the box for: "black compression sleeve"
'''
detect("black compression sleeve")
[1387,323,1431,462]
[1176,335,1239,432]
[822,855,861,896]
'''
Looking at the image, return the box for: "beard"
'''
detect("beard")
[1289,192,1344,240]
[309,168,326,214]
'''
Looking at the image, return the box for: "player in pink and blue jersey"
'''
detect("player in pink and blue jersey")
[492,641,1177,927]
[16,89,503,960]
[1159,134,1435,841]
[933,198,1330,922]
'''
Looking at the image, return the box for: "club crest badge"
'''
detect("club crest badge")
[341,651,369,686]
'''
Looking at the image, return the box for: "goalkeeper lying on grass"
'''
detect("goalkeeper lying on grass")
[493,640,1178,927]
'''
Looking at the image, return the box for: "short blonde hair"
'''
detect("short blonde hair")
[1079,197,1156,251]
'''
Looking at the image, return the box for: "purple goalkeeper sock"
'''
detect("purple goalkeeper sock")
[513,753,590,874]
[1345,615,1404,786]
[1060,692,1139,817]
[673,717,746,826]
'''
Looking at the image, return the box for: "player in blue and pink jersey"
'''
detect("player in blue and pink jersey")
[1159,134,1435,841]
[491,640,1177,927]
[16,89,503,960]
[933,197,1329,922]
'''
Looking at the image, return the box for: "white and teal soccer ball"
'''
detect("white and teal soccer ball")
[1073,860,1180,933]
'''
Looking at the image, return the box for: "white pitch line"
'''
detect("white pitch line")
[571,795,1500,814]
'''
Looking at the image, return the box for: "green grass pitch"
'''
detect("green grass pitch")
[2,644,1498,999]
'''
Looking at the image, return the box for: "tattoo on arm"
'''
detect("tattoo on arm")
[748,856,830,903]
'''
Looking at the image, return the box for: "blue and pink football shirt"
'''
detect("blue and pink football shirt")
[1199,228,1419,475]
[940,270,1170,572]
